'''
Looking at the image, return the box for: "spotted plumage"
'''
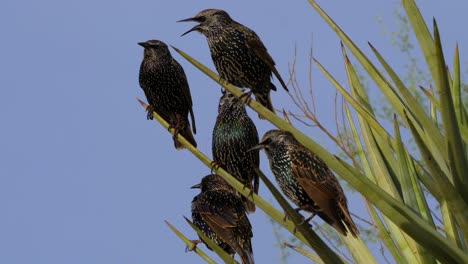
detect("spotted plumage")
[179,9,288,118]
[191,174,254,264]
[212,90,259,213]
[251,130,359,237]
[138,40,196,149]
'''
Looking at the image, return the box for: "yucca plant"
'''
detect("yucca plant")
[139,0,468,263]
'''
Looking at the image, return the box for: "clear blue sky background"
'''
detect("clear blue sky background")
[1,1,467,263]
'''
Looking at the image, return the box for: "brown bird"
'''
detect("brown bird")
[179,9,288,118]
[250,130,359,237]
[191,174,254,264]
[138,40,196,149]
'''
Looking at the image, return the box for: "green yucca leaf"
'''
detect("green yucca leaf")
[401,0,437,83]
[405,155,435,226]
[393,115,418,210]
[184,217,238,264]
[171,47,468,263]
[393,116,437,264]
[368,43,449,176]
[452,44,468,127]
[419,86,440,110]
[344,104,401,262]
[314,58,393,151]
[342,48,402,200]
[367,204,405,263]
[433,20,468,204]
[283,243,323,263]
[404,110,468,240]
[440,202,466,251]
[165,220,217,264]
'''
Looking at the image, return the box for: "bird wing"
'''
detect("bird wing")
[235,23,289,92]
[288,145,340,223]
[195,192,244,252]
[173,59,196,134]
[196,192,240,228]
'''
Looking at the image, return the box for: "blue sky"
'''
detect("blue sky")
[1,1,467,263]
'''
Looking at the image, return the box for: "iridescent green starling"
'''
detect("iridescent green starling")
[191,174,254,264]
[179,9,288,118]
[250,130,359,237]
[138,40,196,149]
[212,90,259,213]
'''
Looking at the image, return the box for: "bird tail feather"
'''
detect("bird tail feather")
[254,92,274,119]
[174,123,197,149]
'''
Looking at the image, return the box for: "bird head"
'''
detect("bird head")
[249,130,296,152]
[191,174,232,193]
[138,40,171,59]
[179,9,233,37]
[218,89,245,114]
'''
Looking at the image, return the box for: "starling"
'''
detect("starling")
[138,40,197,149]
[250,130,359,237]
[212,90,260,213]
[191,174,254,264]
[179,9,288,119]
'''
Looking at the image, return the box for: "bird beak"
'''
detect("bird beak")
[180,25,201,37]
[177,17,199,23]
[248,143,265,152]
[138,42,148,48]
[191,183,202,189]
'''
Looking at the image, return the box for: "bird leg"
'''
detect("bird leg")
[170,115,182,142]
[146,105,155,120]
[239,90,253,105]
[210,160,223,173]
[185,239,203,252]
[295,205,316,225]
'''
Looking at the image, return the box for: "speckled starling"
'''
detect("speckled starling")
[179,9,288,119]
[250,130,359,237]
[212,90,259,213]
[138,40,196,149]
[191,174,254,264]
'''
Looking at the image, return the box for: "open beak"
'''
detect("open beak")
[178,17,202,36]
[180,25,201,37]
[191,183,202,189]
[138,42,148,48]
[247,143,265,152]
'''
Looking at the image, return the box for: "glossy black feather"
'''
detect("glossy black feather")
[191,174,254,264]
[138,40,196,149]
[212,91,259,213]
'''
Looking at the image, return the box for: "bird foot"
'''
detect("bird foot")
[146,105,155,120]
[239,91,253,105]
[210,161,223,173]
[185,240,202,252]
[282,213,291,224]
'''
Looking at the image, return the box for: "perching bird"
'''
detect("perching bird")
[250,130,359,237]
[179,9,288,118]
[191,174,254,264]
[138,40,196,149]
[212,90,259,213]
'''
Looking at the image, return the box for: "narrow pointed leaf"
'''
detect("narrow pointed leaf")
[184,217,238,264]
[165,220,217,264]
[284,243,323,263]
[433,20,468,203]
